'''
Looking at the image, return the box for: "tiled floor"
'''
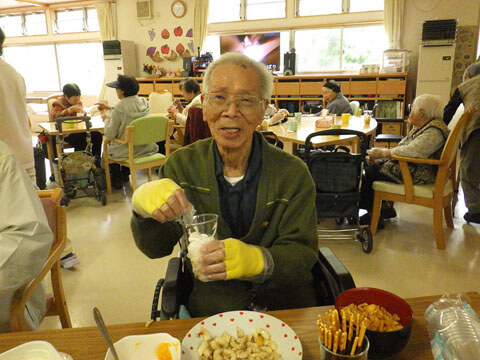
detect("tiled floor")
[40,169,480,330]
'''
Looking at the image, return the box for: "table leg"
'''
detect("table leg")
[283,142,298,154]
[45,136,55,181]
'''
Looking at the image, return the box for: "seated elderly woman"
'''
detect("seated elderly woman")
[359,94,450,228]
[130,53,318,317]
[167,77,202,126]
[316,80,352,116]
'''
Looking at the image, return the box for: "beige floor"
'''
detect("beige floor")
[40,169,480,330]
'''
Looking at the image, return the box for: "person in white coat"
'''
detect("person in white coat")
[0,140,53,332]
[0,29,35,182]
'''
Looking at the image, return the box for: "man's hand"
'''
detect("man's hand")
[132,178,191,221]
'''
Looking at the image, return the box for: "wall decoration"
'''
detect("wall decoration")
[452,26,479,91]
[161,29,170,39]
[187,41,194,53]
[148,29,156,41]
[164,50,178,61]
[161,44,170,54]
[186,28,193,37]
[176,43,185,54]
[147,47,163,62]
[171,0,187,18]
[174,26,183,37]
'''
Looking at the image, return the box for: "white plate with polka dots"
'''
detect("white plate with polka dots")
[181,310,303,359]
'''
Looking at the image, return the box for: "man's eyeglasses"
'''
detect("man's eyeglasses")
[204,93,264,115]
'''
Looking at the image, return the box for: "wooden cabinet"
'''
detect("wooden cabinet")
[136,73,408,118]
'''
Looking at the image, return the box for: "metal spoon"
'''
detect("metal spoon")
[93,307,120,360]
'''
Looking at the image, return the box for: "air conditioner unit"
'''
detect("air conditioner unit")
[136,0,151,19]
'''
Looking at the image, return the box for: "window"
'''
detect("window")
[295,25,386,72]
[208,0,241,23]
[25,12,47,35]
[55,7,99,33]
[349,0,383,12]
[3,45,60,91]
[208,0,285,23]
[297,0,342,16]
[342,25,387,70]
[246,0,285,20]
[3,42,104,94]
[298,0,383,16]
[295,28,341,71]
[0,15,24,37]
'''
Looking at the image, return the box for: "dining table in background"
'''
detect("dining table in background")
[39,115,105,185]
[1,293,478,360]
[267,115,377,154]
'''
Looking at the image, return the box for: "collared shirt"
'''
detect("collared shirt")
[213,132,263,238]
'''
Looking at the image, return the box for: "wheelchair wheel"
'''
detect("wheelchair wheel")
[61,195,70,207]
[358,228,373,254]
[101,191,107,206]
[65,183,76,199]
[335,217,345,225]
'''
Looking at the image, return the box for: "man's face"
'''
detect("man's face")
[202,64,267,152]
[322,87,336,103]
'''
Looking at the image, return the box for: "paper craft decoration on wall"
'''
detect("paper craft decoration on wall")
[161,29,170,39]
[148,29,156,41]
[176,43,192,57]
[164,50,178,61]
[161,44,170,54]
[186,28,193,37]
[146,47,163,62]
[174,26,183,36]
[187,41,194,53]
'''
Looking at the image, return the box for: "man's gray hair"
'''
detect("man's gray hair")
[411,94,444,120]
[203,52,273,99]
[463,62,480,82]
[0,28,5,56]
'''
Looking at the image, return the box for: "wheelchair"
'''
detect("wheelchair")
[151,246,355,320]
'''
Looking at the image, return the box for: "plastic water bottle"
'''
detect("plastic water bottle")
[424,293,480,359]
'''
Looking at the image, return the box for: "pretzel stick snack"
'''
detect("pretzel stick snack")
[350,336,359,356]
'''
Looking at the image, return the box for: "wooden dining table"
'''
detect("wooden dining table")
[267,115,377,153]
[1,292,478,359]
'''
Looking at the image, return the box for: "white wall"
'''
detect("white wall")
[116,0,195,76]
[403,0,480,95]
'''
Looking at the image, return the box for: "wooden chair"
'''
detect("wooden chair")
[103,115,173,194]
[10,188,72,331]
[369,108,475,249]
[149,91,173,114]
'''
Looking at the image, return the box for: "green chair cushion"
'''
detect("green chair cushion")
[133,153,166,165]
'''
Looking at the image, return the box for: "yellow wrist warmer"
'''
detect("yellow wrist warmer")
[223,238,264,280]
[131,178,181,218]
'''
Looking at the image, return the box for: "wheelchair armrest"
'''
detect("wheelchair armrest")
[161,257,183,319]
[313,247,355,305]
[318,247,355,293]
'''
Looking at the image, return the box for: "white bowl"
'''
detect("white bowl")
[0,341,64,360]
[104,333,180,360]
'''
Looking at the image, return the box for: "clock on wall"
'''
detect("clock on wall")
[171,0,187,18]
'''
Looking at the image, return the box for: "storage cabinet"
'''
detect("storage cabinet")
[136,73,408,118]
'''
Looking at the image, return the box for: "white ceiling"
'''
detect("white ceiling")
[0,0,85,10]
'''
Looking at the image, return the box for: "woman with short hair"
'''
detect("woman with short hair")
[319,80,352,116]
[167,77,202,125]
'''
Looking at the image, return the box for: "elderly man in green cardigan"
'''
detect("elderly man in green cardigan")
[130,53,319,317]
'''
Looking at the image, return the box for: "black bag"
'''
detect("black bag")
[34,147,47,189]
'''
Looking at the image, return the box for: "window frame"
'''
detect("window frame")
[208,0,287,23]
[207,0,384,74]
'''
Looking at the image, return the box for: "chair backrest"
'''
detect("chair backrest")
[448,103,465,130]
[149,91,173,113]
[441,107,475,168]
[183,107,211,146]
[47,94,63,121]
[130,115,170,145]
[350,101,360,115]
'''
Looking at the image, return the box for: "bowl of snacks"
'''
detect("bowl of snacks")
[335,287,413,359]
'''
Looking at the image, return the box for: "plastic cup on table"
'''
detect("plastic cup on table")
[364,110,372,126]
[319,336,369,360]
[294,112,302,123]
[341,113,351,127]
[288,119,298,132]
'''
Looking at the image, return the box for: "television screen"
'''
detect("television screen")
[220,32,280,70]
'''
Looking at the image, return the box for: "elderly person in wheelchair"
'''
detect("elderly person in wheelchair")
[130,53,320,317]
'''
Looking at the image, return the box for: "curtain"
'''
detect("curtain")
[384,0,404,49]
[95,1,116,101]
[193,0,210,54]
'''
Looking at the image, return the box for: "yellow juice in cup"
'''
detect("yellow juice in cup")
[341,113,351,127]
